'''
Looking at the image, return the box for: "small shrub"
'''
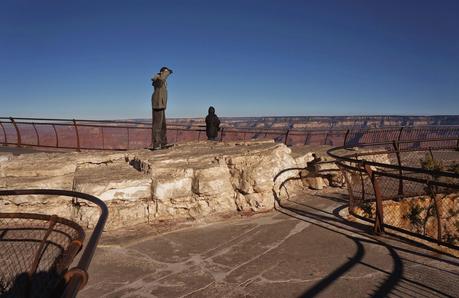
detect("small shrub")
[420,154,444,172]
[404,204,424,232]
[360,201,373,218]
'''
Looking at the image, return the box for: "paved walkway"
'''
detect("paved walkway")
[80,190,459,298]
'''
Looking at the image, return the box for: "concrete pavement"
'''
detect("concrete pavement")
[79,190,459,298]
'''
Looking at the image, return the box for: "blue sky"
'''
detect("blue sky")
[1,0,458,119]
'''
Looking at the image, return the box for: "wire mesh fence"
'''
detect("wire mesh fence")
[0,190,108,298]
[0,214,84,297]
[330,140,459,247]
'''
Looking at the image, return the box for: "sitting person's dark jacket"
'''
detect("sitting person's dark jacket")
[205,106,220,140]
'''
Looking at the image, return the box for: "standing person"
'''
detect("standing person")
[151,66,173,149]
[205,106,221,141]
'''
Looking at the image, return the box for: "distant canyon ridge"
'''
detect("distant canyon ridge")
[161,115,459,129]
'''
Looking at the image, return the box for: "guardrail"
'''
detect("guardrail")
[0,189,108,298]
[328,138,459,247]
[1,117,459,151]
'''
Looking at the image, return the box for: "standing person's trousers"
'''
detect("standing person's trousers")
[152,108,167,148]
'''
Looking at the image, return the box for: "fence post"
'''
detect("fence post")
[338,164,356,211]
[284,129,290,145]
[343,129,350,146]
[364,164,385,235]
[430,187,442,243]
[397,126,404,143]
[73,119,81,152]
[392,141,404,197]
[100,127,104,149]
[52,124,59,148]
[32,122,40,146]
[0,121,7,144]
[9,117,21,147]
[304,133,310,145]
[197,130,201,142]
[324,132,329,145]
[220,127,224,142]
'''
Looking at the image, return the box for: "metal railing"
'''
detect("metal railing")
[1,116,459,151]
[328,138,459,247]
[0,189,108,298]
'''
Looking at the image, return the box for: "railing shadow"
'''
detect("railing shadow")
[274,188,458,297]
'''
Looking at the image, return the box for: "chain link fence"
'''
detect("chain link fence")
[0,190,108,298]
[329,139,459,247]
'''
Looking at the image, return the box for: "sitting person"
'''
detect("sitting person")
[205,106,220,140]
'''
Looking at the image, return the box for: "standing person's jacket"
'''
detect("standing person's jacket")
[206,107,220,140]
[151,71,170,109]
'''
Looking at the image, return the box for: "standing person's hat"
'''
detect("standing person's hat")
[160,66,173,73]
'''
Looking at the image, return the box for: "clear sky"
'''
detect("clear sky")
[1,0,458,119]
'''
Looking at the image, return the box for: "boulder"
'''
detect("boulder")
[306,177,326,190]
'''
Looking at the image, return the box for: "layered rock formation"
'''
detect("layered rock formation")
[0,141,341,230]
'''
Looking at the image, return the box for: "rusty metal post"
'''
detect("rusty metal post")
[304,133,310,145]
[10,117,21,147]
[73,119,81,152]
[284,129,290,145]
[364,164,385,234]
[220,127,224,142]
[324,132,329,145]
[0,121,7,144]
[100,127,105,149]
[431,191,442,243]
[339,165,356,211]
[343,129,350,146]
[52,124,59,148]
[197,130,201,141]
[397,126,404,143]
[393,141,404,197]
[32,122,40,146]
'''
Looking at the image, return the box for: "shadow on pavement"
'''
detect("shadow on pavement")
[276,194,458,298]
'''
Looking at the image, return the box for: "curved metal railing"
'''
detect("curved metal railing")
[1,116,458,151]
[0,189,108,298]
[328,138,459,247]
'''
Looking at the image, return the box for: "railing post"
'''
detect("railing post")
[197,130,201,141]
[324,132,329,145]
[0,121,7,144]
[364,164,385,235]
[9,117,21,147]
[284,129,290,145]
[397,126,404,143]
[52,124,59,148]
[431,188,442,243]
[343,129,350,146]
[73,119,81,152]
[338,164,355,211]
[100,127,105,149]
[304,133,310,145]
[220,127,224,142]
[32,122,40,146]
[392,141,404,197]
